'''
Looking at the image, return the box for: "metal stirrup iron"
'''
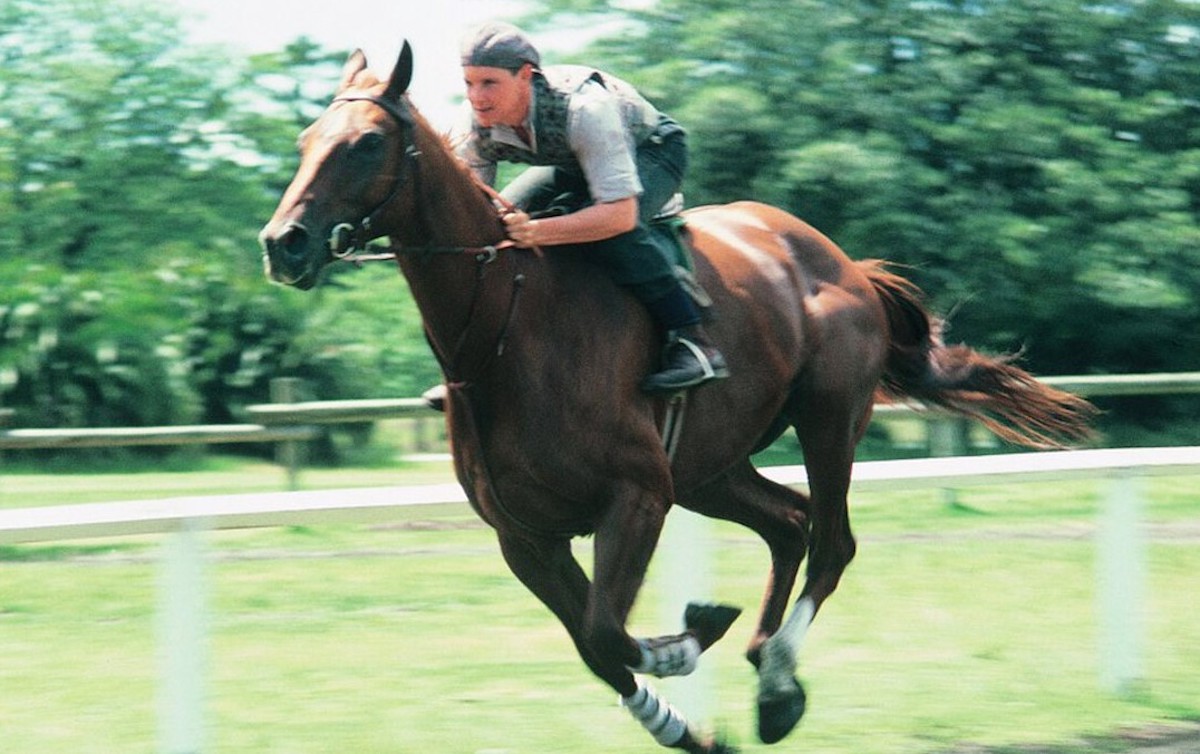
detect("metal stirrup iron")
[676,337,719,379]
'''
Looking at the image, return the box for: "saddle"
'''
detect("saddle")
[530,196,714,314]
[649,213,714,314]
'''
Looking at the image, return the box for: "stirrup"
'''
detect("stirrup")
[641,338,729,394]
[675,338,723,381]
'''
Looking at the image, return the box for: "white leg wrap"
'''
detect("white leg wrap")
[621,681,689,747]
[631,635,702,677]
[759,596,815,697]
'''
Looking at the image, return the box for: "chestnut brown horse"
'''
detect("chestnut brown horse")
[259,43,1094,753]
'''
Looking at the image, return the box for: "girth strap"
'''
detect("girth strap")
[660,392,688,464]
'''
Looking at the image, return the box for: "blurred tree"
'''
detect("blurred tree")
[526,0,1200,382]
[0,0,437,443]
[0,0,260,270]
[3,0,1198,450]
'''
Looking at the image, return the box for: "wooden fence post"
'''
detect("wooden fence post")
[270,378,305,490]
[0,408,12,494]
[928,416,969,508]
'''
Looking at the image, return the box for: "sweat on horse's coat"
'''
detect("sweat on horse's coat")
[259,43,1095,754]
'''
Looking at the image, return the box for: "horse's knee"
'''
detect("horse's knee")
[834,532,857,570]
[584,611,641,670]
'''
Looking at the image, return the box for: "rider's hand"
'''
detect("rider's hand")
[504,210,540,248]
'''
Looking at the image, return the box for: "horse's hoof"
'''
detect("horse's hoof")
[675,728,739,754]
[757,677,806,744]
[684,602,742,651]
[707,735,739,754]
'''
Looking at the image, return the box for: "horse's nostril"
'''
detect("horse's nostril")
[275,223,310,260]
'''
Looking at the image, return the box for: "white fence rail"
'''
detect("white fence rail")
[2,371,1199,468]
[2,447,1198,753]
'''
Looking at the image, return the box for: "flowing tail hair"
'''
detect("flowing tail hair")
[860,260,1097,449]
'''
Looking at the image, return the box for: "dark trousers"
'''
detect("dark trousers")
[499,130,698,329]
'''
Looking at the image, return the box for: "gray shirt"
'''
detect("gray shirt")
[454,66,663,203]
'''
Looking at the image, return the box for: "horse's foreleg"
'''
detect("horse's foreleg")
[589,481,737,753]
[496,533,627,690]
[623,679,737,754]
[498,524,732,753]
[630,602,742,678]
[584,481,670,675]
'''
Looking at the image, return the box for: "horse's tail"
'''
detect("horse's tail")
[860,260,1097,449]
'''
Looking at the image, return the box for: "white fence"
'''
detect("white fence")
[2,371,1199,489]
[2,446,1198,753]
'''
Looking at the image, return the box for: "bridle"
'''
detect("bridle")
[324,92,519,264]
[325,90,531,378]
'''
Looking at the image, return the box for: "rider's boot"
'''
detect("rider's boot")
[640,323,729,394]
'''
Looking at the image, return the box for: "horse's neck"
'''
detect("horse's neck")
[394,117,513,376]
[408,119,505,248]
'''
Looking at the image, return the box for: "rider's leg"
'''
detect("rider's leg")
[638,279,729,393]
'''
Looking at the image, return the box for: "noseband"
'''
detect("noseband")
[325,93,515,263]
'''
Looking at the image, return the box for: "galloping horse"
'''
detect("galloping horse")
[260,43,1094,753]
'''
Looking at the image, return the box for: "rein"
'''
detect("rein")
[326,93,521,265]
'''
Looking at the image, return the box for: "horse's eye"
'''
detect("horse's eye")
[351,131,386,157]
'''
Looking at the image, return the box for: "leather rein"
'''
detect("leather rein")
[325,92,519,264]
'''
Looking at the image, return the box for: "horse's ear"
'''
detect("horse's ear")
[384,40,414,101]
[338,49,368,94]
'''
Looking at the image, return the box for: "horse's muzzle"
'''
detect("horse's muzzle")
[259,221,322,290]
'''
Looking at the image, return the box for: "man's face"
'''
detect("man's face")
[463,64,532,128]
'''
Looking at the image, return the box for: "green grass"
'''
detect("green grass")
[0,458,1197,753]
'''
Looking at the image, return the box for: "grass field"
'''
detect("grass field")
[1,456,1198,753]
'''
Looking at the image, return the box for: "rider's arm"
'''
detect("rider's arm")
[507,82,642,247]
[506,196,637,248]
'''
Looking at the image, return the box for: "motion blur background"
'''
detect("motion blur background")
[1,2,1198,753]
[4,0,1200,451]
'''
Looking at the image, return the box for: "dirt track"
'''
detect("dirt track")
[942,721,1200,754]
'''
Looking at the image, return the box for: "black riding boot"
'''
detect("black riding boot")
[641,324,729,394]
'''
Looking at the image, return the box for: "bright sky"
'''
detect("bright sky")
[167,0,530,129]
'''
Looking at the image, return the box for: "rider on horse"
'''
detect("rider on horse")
[453,21,728,394]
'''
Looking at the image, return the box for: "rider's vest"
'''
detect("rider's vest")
[471,66,667,168]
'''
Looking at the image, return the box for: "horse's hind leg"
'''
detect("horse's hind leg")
[754,396,867,744]
[680,461,811,665]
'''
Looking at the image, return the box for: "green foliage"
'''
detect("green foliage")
[0,0,436,446]
[0,261,193,428]
[2,0,1199,448]
[528,0,1200,438]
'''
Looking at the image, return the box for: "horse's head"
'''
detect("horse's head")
[259,43,416,289]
